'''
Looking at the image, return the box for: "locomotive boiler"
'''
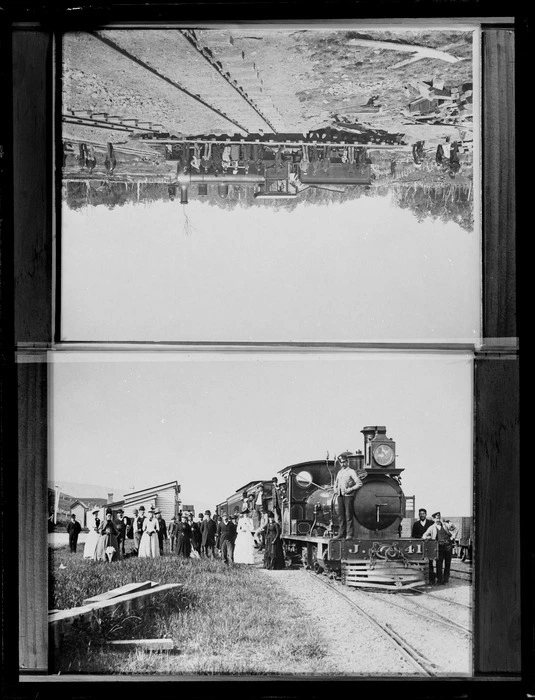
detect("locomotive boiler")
[279,426,437,590]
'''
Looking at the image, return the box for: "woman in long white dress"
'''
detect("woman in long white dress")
[233,511,255,564]
[84,509,101,559]
[138,510,160,558]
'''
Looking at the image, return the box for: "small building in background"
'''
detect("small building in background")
[69,498,109,528]
[181,504,195,517]
[104,480,181,523]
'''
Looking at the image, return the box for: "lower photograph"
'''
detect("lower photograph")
[47,350,473,677]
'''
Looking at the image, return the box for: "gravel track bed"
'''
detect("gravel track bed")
[258,568,433,675]
[362,585,472,635]
[258,566,472,676]
[63,32,234,137]
[98,30,268,135]
[63,29,472,147]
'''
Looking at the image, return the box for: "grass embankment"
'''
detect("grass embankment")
[50,547,328,675]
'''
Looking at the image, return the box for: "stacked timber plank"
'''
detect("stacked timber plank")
[49,581,182,651]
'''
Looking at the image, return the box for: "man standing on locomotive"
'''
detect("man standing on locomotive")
[332,451,363,540]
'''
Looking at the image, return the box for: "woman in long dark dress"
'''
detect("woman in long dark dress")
[95,510,121,562]
[175,515,192,558]
[263,512,285,570]
[189,515,201,555]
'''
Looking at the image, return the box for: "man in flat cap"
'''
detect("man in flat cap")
[422,511,455,585]
[332,451,363,540]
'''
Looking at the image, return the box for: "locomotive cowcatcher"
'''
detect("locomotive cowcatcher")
[279,426,437,590]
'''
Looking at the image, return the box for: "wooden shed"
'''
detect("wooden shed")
[120,481,181,522]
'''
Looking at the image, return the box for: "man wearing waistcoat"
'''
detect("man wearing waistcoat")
[423,511,455,585]
[332,452,363,540]
[216,512,237,565]
[412,508,436,584]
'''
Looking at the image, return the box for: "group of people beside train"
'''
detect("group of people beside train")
[77,505,171,562]
[71,498,284,570]
[171,140,375,182]
[411,508,459,586]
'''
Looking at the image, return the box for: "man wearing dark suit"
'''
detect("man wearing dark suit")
[67,514,82,553]
[412,508,436,584]
[200,510,217,558]
[168,516,178,552]
[133,506,145,555]
[115,509,127,556]
[271,477,282,523]
[216,512,237,565]
[155,510,167,555]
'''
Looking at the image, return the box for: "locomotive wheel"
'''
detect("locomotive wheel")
[313,561,324,574]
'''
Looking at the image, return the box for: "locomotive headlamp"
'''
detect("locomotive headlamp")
[295,471,328,490]
[373,444,395,466]
[295,471,313,488]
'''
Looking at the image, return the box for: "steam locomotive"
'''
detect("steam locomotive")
[218,426,438,590]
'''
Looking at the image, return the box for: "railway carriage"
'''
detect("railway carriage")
[216,480,274,518]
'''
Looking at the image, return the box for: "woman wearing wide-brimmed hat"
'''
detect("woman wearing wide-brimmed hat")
[138,508,160,558]
[83,508,101,559]
[175,513,192,559]
[95,509,121,562]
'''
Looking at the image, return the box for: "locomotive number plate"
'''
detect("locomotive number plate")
[329,539,438,561]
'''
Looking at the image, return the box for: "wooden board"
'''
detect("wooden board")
[49,583,182,625]
[82,580,155,605]
[106,639,175,651]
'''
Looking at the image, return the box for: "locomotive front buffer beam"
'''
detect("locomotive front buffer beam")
[284,536,438,590]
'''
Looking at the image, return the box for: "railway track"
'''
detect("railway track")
[309,572,439,676]
[179,29,277,134]
[408,588,472,610]
[88,31,253,135]
[64,33,417,156]
[363,589,472,636]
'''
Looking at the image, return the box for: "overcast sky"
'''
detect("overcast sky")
[50,350,473,516]
[54,186,480,516]
[61,195,480,344]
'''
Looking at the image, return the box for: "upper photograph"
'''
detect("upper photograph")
[60,27,480,343]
